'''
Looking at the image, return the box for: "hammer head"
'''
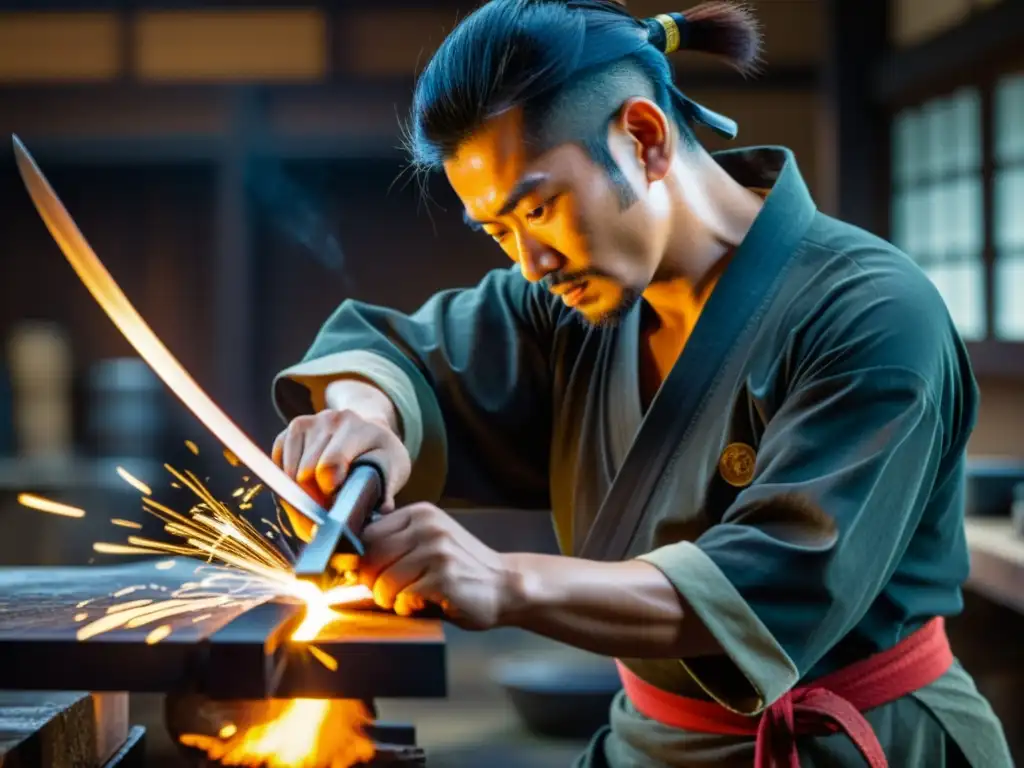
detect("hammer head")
[292,462,384,588]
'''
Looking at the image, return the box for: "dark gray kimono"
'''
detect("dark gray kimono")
[273,147,1011,767]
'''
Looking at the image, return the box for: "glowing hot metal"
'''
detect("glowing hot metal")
[11,135,325,531]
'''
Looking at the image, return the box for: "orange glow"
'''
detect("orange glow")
[179,590,374,767]
[180,699,374,768]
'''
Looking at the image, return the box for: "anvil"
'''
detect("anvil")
[0,562,446,701]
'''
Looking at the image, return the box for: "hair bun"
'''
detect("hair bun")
[644,13,689,54]
[645,3,761,73]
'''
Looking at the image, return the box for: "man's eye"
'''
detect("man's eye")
[488,230,509,244]
[526,196,557,223]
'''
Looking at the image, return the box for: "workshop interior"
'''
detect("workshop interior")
[0,0,1022,766]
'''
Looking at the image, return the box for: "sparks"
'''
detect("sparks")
[308,645,339,672]
[116,466,152,496]
[145,625,172,644]
[18,493,85,518]
[185,440,199,455]
[23,447,378,768]
[111,519,143,529]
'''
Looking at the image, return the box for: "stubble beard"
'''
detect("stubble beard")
[574,285,642,329]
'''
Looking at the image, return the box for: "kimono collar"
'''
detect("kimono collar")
[710,146,817,258]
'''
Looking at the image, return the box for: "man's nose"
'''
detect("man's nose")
[516,233,559,283]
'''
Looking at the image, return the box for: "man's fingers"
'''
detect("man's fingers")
[271,432,285,467]
[361,507,413,545]
[393,592,427,617]
[315,429,358,500]
[280,427,306,479]
[372,552,429,611]
[358,525,416,588]
[281,500,315,544]
[295,429,333,503]
[394,574,445,617]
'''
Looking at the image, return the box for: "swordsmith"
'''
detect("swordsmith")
[11,135,381,581]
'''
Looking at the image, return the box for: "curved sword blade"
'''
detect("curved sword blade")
[11,134,325,529]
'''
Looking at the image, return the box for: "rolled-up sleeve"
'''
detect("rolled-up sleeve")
[272,266,561,509]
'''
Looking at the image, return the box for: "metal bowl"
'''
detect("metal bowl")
[491,654,621,740]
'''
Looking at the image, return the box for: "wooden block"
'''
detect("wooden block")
[0,692,95,767]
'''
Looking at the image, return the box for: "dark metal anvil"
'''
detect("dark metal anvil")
[0,561,446,701]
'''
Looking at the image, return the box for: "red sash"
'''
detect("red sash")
[617,617,953,768]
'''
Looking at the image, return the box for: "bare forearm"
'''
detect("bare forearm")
[324,378,401,437]
[498,553,722,659]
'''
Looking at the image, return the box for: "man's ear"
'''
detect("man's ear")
[615,97,674,183]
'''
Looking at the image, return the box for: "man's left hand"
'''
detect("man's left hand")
[358,503,514,630]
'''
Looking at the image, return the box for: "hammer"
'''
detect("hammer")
[292,459,386,587]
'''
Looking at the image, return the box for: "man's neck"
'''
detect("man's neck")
[643,151,764,328]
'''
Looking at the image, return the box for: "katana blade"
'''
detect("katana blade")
[11,134,325,531]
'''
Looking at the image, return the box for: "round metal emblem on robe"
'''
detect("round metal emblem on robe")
[719,442,756,487]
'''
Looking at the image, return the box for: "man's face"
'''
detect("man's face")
[444,106,670,326]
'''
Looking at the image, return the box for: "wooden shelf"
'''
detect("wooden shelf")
[965,518,1024,615]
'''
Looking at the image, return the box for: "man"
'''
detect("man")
[270,1,1011,765]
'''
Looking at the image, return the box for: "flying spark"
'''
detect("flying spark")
[116,466,152,496]
[18,494,85,518]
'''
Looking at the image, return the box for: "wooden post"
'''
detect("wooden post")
[213,88,260,434]
[821,0,890,235]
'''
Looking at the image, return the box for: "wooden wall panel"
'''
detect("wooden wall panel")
[341,10,458,77]
[0,13,120,82]
[135,10,327,81]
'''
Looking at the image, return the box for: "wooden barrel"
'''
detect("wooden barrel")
[6,321,74,460]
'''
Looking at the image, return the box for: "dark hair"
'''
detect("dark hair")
[407,0,761,195]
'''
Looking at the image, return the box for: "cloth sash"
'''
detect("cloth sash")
[616,617,953,768]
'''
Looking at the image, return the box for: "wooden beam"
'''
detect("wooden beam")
[873,0,1024,107]
[0,69,818,166]
[0,0,468,9]
[821,0,888,232]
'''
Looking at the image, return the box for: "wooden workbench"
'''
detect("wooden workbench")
[964,518,1024,614]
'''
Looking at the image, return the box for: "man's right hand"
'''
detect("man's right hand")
[272,399,411,542]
